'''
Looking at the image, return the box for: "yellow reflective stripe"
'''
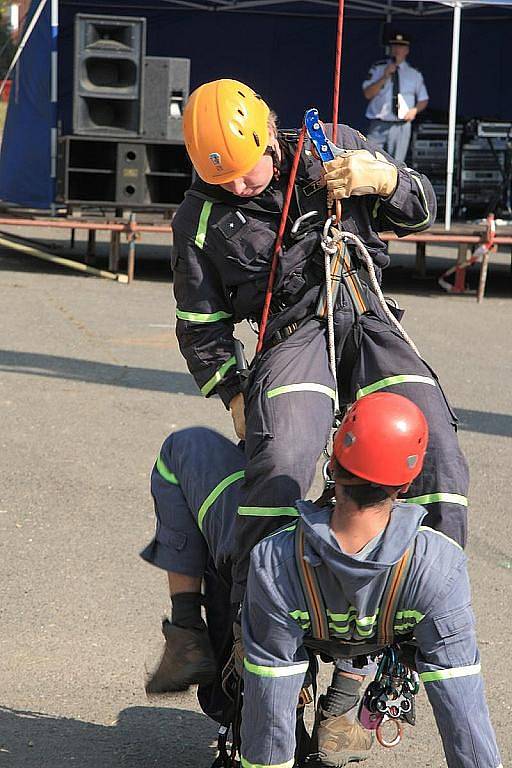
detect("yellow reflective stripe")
[176,309,232,323]
[266,524,298,539]
[201,356,236,396]
[156,455,179,485]
[395,610,424,622]
[240,756,294,768]
[198,470,245,531]
[238,506,299,517]
[405,493,468,507]
[289,610,309,621]
[420,663,481,683]
[356,374,436,399]
[195,200,213,249]
[385,173,431,231]
[267,383,336,400]
[417,526,463,551]
[244,658,309,678]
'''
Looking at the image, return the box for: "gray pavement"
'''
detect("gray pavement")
[1,234,511,767]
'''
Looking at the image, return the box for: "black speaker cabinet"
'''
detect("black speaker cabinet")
[57,135,192,209]
[142,57,191,142]
[73,14,146,137]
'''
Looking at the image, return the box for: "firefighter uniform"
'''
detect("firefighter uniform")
[141,427,500,768]
[170,124,469,600]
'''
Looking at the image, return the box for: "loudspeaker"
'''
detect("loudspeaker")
[142,57,190,141]
[73,14,146,137]
[57,135,192,209]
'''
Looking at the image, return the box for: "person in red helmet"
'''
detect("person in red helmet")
[142,394,500,768]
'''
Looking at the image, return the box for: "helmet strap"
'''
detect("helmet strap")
[264,145,281,181]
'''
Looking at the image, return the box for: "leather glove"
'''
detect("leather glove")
[230,392,246,440]
[324,149,398,201]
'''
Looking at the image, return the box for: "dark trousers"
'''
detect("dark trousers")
[232,284,469,598]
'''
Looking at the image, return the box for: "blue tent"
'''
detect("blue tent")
[0,0,511,210]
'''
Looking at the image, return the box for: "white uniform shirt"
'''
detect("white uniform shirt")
[363,59,429,121]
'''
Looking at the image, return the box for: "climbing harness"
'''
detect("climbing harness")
[294,518,418,750]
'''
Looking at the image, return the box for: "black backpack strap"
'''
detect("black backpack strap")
[294,522,330,641]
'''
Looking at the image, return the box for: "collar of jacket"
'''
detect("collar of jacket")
[296,499,427,590]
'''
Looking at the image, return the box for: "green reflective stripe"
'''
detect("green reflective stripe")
[418,525,463,551]
[156,455,179,485]
[240,756,294,768]
[327,609,377,626]
[385,173,431,231]
[356,375,436,400]
[289,610,310,621]
[395,610,424,622]
[405,493,468,507]
[195,200,213,249]
[266,524,297,539]
[201,356,236,396]
[176,309,232,323]
[420,663,481,683]
[244,658,309,678]
[238,506,299,517]
[198,470,245,531]
[267,383,336,400]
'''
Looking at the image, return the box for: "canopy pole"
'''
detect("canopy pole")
[50,0,59,209]
[445,1,462,231]
[0,0,48,98]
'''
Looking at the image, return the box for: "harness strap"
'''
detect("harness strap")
[295,524,330,640]
[295,519,414,646]
[377,545,414,646]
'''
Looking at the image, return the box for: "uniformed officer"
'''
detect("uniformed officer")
[164,78,468,613]
[363,31,429,162]
[141,396,501,768]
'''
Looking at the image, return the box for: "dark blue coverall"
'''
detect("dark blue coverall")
[170,125,469,600]
[141,427,500,768]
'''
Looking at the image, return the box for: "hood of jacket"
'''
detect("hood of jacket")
[296,499,427,605]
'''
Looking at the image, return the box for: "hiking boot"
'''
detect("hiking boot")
[145,619,216,695]
[315,707,374,767]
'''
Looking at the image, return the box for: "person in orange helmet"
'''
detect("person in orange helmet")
[146,77,468,693]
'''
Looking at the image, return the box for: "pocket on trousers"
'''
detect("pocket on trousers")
[245,371,275,440]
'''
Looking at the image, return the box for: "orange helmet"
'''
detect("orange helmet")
[183,79,270,184]
[331,393,429,489]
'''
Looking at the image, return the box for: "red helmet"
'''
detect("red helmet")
[331,393,429,488]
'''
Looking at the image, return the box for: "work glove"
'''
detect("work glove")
[324,149,398,201]
[230,391,246,440]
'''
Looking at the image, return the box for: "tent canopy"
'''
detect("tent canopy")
[0,0,511,208]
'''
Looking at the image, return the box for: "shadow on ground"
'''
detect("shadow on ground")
[1,350,511,436]
[0,705,217,768]
[0,350,199,396]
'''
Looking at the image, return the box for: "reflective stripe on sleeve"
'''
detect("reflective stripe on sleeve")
[267,383,336,400]
[356,374,436,399]
[417,525,463,551]
[384,173,431,231]
[240,756,294,768]
[244,658,309,678]
[405,493,468,508]
[238,506,299,517]
[194,200,213,249]
[197,470,245,531]
[176,309,232,323]
[420,663,481,683]
[201,356,237,396]
[155,455,179,485]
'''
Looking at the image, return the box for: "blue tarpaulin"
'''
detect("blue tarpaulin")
[0,0,511,208]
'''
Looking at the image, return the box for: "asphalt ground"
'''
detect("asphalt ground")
[1,229,511,767]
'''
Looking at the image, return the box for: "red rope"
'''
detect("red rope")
[331,0,346,144]
[256,125,306,354]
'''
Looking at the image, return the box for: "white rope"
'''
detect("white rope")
[324,224,421,358]
[321,216,339,412]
